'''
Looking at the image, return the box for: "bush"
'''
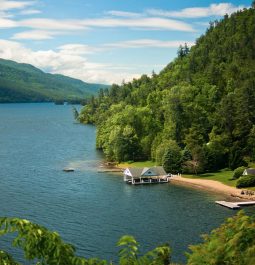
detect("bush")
[236,175,255,188]
[187,211,255,265]
[232,166,246,179]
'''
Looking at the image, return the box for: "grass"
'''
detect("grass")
[182,169,238,187]
[117,161,156,168]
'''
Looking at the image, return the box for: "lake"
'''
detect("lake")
[0,103,247,263]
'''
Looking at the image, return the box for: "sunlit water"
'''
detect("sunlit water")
[0,103,253,263]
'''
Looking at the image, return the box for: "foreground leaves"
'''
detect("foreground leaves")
[0,217,107,265]
[187,210,255,265]
[0,218,171,265]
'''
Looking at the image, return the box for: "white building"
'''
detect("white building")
[123,166,168,185]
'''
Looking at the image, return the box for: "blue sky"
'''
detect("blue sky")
[0,0,251,84]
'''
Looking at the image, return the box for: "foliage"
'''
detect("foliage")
[0,218,172,265]
[79,6,255,172]
[162,141,182,173]
[0,59,109,103]
[0,217,107,265]
[236,175,255,188]
[187,210,255,265]
[72,106,80,121]
[232,166,247,179]
[247,125,255,161]
[117,235,171,265]
[1,213,255,265]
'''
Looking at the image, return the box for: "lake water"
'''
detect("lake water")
[0,103,251,263]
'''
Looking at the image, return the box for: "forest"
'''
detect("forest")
[0,59,108,103]
[79,5,255,173]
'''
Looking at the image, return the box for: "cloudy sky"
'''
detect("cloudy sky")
[0,0,250,84]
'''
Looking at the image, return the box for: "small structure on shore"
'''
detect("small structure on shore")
[243,168,255,175]
[123,166,169,185]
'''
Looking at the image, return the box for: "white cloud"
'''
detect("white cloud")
[106,10,142,18]
[147,3,245,18]
[81,17,195,31]
[12,30,56,40]
[104,39,194,49]
[0,0,35,11]
[19,18,87,30]
[19,9,41,15]
[0,5,195,36]
[57,44,96,55]
[0,17,17,27]
[4,16,194,33]
[0,0,38,23]
[0,39,140,84]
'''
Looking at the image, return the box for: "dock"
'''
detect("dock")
[215,200,255,209]
[215,201,240,209]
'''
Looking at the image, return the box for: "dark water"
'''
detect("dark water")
[0,103,252,263]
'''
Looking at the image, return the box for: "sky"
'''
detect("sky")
[0,0,251,84]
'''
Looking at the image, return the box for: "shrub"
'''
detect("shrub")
[236,175,255,188]
[232,166,246,179]
[187,211,255,265]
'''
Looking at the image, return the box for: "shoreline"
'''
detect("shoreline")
[98,161,124,173]
[98,162,255,201]
[170,176,255,201]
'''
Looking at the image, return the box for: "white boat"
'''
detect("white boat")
[63,168,75,172]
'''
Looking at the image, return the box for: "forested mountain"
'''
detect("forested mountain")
[79,6,255,173]
[0,59,109,103]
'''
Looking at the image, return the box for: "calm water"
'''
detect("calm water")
[0,103,251,263]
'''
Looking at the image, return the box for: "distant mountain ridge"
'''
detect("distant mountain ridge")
[0,58,109,103]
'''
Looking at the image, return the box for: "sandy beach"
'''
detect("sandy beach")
[100,163,255,200]
[170,176,255,201]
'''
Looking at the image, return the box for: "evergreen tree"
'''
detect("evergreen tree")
[79,7,255,172]
[162,142,182,173]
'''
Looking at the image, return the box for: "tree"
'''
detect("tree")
[0,217,107,265]
[0,218,172,265]
[117,235,171,265]
[78,7,255,172]
[232,166,247,179]
[162,141,182,173]
[72,106,79,121]
[177,44,189,58]
[247,125,255,160]
[187,211,255,265]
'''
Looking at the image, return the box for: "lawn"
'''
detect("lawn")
[117,161,156,168]
[182,169,238,187]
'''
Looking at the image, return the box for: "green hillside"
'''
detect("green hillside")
[79,6,255,173]
[0,59,109,103]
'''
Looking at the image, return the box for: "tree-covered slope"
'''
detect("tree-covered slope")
[79,6,255,172]
[0,59,109,103]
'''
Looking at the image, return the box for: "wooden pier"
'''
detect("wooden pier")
[215,200,255,209]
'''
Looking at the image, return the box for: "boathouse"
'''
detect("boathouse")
[123,166,168,185]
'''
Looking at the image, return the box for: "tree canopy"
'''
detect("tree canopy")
[79,6,255,173]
